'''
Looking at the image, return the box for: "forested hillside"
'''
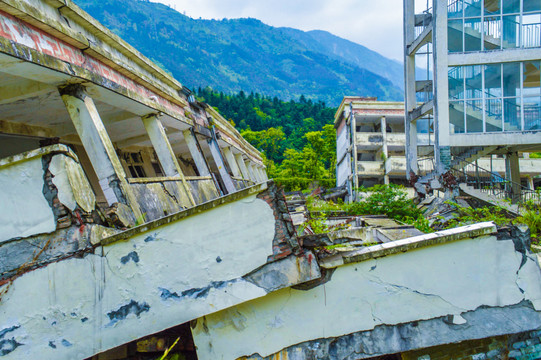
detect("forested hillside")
[75,0,404,105]
[197,88,337,190]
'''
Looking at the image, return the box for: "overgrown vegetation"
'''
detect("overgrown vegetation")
[305,184,427,232]
[197,88,337,190]
[304,185,541,241]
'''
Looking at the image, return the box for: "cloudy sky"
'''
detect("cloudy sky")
[150,0,408,61]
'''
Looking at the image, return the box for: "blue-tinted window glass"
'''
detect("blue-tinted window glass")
[484,98,503,131]
[483,16,502,50]
[449,66,465,99]
[450,101,466,133]
[503,0,520,14]
[485,64,502,97]
[464,18,483,51]
[465,65,483,98]
[466,100,484,132]
[449,20,464,52]
[503,62,521,97]
[523,61,541,96]
[524,0,541,13]
[502,15,520,48]
[448,0,464,18]
[464,0,482,17]
[503,97,522,131]
[524,97,541,130]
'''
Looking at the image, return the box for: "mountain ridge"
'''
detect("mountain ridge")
[74,0,405,105]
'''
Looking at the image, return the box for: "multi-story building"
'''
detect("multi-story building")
[404,0,541,201]
[335,97,434,201]
[335,96,541,202]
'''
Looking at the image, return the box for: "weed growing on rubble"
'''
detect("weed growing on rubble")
[346,184,422,221]
[443,201,510,229]
[515,200,541,243]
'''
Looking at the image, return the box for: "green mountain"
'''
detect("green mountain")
[74,0,404,105]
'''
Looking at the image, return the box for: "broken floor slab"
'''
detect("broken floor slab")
[0,183,316,360]
[191,223,541,360]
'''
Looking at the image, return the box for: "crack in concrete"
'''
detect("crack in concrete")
[366,273,466,314]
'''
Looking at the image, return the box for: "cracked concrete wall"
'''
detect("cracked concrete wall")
[191,232,541,360]
[0,147,96,244]
[0,187,316,360]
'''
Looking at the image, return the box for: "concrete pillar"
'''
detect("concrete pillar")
[381,116,389,185]
[182,129,211,177]
[433,0,451,174]
[59,84,142,218]
[404,0,418,180]
[222,146,241,178]
[245,161,257,182]
[506,152,521,204]
[235,153,251,181]
[528,176,535,191]
[260,166,269,180]
[142,114,195,206]
[207,137,236,194]
[256,166,265,182]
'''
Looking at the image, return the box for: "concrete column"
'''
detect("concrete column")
[235,154,251,181]
[433,0,451,174]
[207,138,236,194]
[59,84,142,218]
[222,146,242,178]
[182,129,211,177]
[142,115,195,206]
[506,152,521,204]
[528,177,535,191]
[256,166,266,182]
[404,0,418,180]
[245,161,257,182]
[381,116,389,185]
[260,166,269,180]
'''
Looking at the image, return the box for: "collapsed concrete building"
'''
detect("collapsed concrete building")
[2,1,541,360]
[334,97,541,202]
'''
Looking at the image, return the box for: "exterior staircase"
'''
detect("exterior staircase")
[416,146,497,188]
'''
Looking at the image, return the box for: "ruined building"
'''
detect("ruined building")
[404,0,541,202]
[335,96,541,202]
[2,1,541,360]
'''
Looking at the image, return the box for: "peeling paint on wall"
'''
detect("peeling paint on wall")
[192,233,541,360]
[0,191,284,360]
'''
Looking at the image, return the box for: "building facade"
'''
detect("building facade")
[404,0,541,200]
[334,96,540,202]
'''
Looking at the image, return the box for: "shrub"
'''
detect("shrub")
[345,184,421,221]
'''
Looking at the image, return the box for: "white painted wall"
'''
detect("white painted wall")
[0,195,277,360]
[192,234,541,360]
[0,155,56,243]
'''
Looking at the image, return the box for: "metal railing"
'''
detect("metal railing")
[450,156,540,204]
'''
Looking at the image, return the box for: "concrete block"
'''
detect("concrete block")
[471,353,487,360]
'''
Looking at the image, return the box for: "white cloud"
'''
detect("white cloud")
[150,0,406,61]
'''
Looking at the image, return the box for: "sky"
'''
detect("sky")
[150,0,409,62]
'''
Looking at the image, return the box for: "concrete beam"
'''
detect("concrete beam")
[407,24,433,56]
[142,114,196,206]
[0,79,53,105]
[409,100,434,122]
[448,48,541,66]
[58,84,142,218]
